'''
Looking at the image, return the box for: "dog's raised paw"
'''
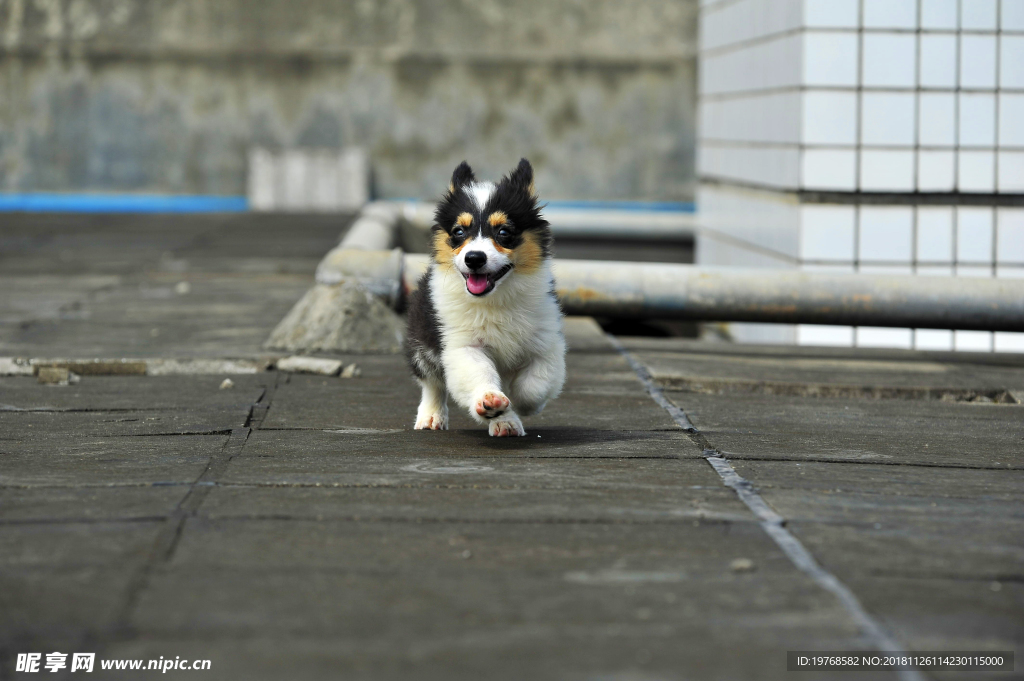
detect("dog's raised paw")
[488,414,526,437]
[474,391,510,419]
[414,413,448,430]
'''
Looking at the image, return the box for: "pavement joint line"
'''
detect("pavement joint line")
[191,515,738,525]
[608,334,928,681]
[708,454,1019,471]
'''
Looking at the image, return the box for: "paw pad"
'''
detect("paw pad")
[475,391,510,418]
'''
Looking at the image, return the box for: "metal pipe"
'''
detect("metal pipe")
[401,253,1024,331]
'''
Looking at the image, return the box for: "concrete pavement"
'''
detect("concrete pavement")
[1,214,1021,680]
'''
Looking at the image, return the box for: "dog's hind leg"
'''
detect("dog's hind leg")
[414,378,449,430]
[508,341,567,417]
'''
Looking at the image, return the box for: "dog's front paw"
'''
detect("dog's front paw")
[489,413,526,437]
[473,391,510,419]
[414,412,448,430]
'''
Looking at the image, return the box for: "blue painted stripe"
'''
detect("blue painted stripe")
[0,194,248,213]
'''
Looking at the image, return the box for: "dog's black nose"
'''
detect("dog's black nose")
[464,251,487,270]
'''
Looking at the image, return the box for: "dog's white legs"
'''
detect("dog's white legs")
[414,379,449,430]
[508,339,567,417]
[442,346,524,435]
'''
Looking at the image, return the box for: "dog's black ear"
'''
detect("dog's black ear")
[508,158,535,196]
[449,161,476,193]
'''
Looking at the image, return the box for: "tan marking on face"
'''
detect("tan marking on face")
[456,212,473,228]
[488,211,508,227]
[432,230,455,268]
[511,231,544,274]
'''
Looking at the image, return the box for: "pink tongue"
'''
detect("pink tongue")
[467,274,489,295]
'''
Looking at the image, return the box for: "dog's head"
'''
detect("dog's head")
[432,158,551,297]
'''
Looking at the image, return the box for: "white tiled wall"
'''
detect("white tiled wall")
[698,0,1024,193]
[698,182,1024,352]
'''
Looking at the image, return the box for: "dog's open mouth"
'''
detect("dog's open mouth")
[464,264,513,296]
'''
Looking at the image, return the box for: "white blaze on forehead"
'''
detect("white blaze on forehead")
[464,182,496,211]
[455,235,510,274]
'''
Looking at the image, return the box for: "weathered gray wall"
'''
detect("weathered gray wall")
[0,0,698,200]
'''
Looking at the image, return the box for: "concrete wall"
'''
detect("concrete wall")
[0,0,698,200]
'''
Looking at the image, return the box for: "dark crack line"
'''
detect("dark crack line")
[608,334,927,681]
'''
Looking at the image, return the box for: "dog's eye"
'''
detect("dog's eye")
[452,228,465,238]
[497,228,511,239]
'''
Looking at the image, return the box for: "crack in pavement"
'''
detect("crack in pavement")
[608,334,928,681]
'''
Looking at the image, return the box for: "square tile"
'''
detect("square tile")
[960,0,998,30]
[916,207,955,262]
[960,35,997,89]
[856,326,914,349]
[955,264,994,277]
[863,0,917,28]
[797,325,856,347]
[955,330,994,352]
[918,93,956,146]
[1001,36,1024,89]
[994,332,1024,353]
[860,207,914,261]
[799,205,856,260]
[957,150,996,192]
[1003,0,1024,31]
[804,0,859,28]
[861,92,916,146]
[802,90,858,145]
[958,93,997,147]
[956,207,995,263]
[801,149,858,190]
[862,33,917,87]
[998,94,1024,147]
[915,329,954,351]
[920,0,958,29]
[997,208,1024,264]
[998,152,1024,192]
[860,150,916,191]
[918,34,958,88]
[917,150,956,191]
[803,32,860,86]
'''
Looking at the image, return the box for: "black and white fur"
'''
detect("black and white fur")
[405,159,566,437]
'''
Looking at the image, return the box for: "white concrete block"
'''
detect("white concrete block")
[997,208,1024,264]
[802,90,858,145]
[917,150,957,192]
[915,329,955,351]
[799,205,856,261]
[958,151,996,192]
[955,330,994,351]
[994,332,1024,353]
[860,150,916,191]
[1003,0,1024,30]
[960,35,997,89]
[801,149,858,190]
[999,94,1024,147]
[857,327,914,349]
[1002,36,1024,89]
[959,93,997,147]
[919,34,958,88]
[862,33,917,87]
[961,0,998,29]
[247,148,278,212]
[861,92,916,146]
[860,207,914,261]
[804,0,859,27]
[998,152,1024,193]
[921,0,958,28]
[804,32,860,86]
[917,207,955,262]
[957,207,995,263]
[863,0,918,28]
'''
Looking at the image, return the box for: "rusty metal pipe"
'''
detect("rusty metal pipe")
[400,253,1024,331]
